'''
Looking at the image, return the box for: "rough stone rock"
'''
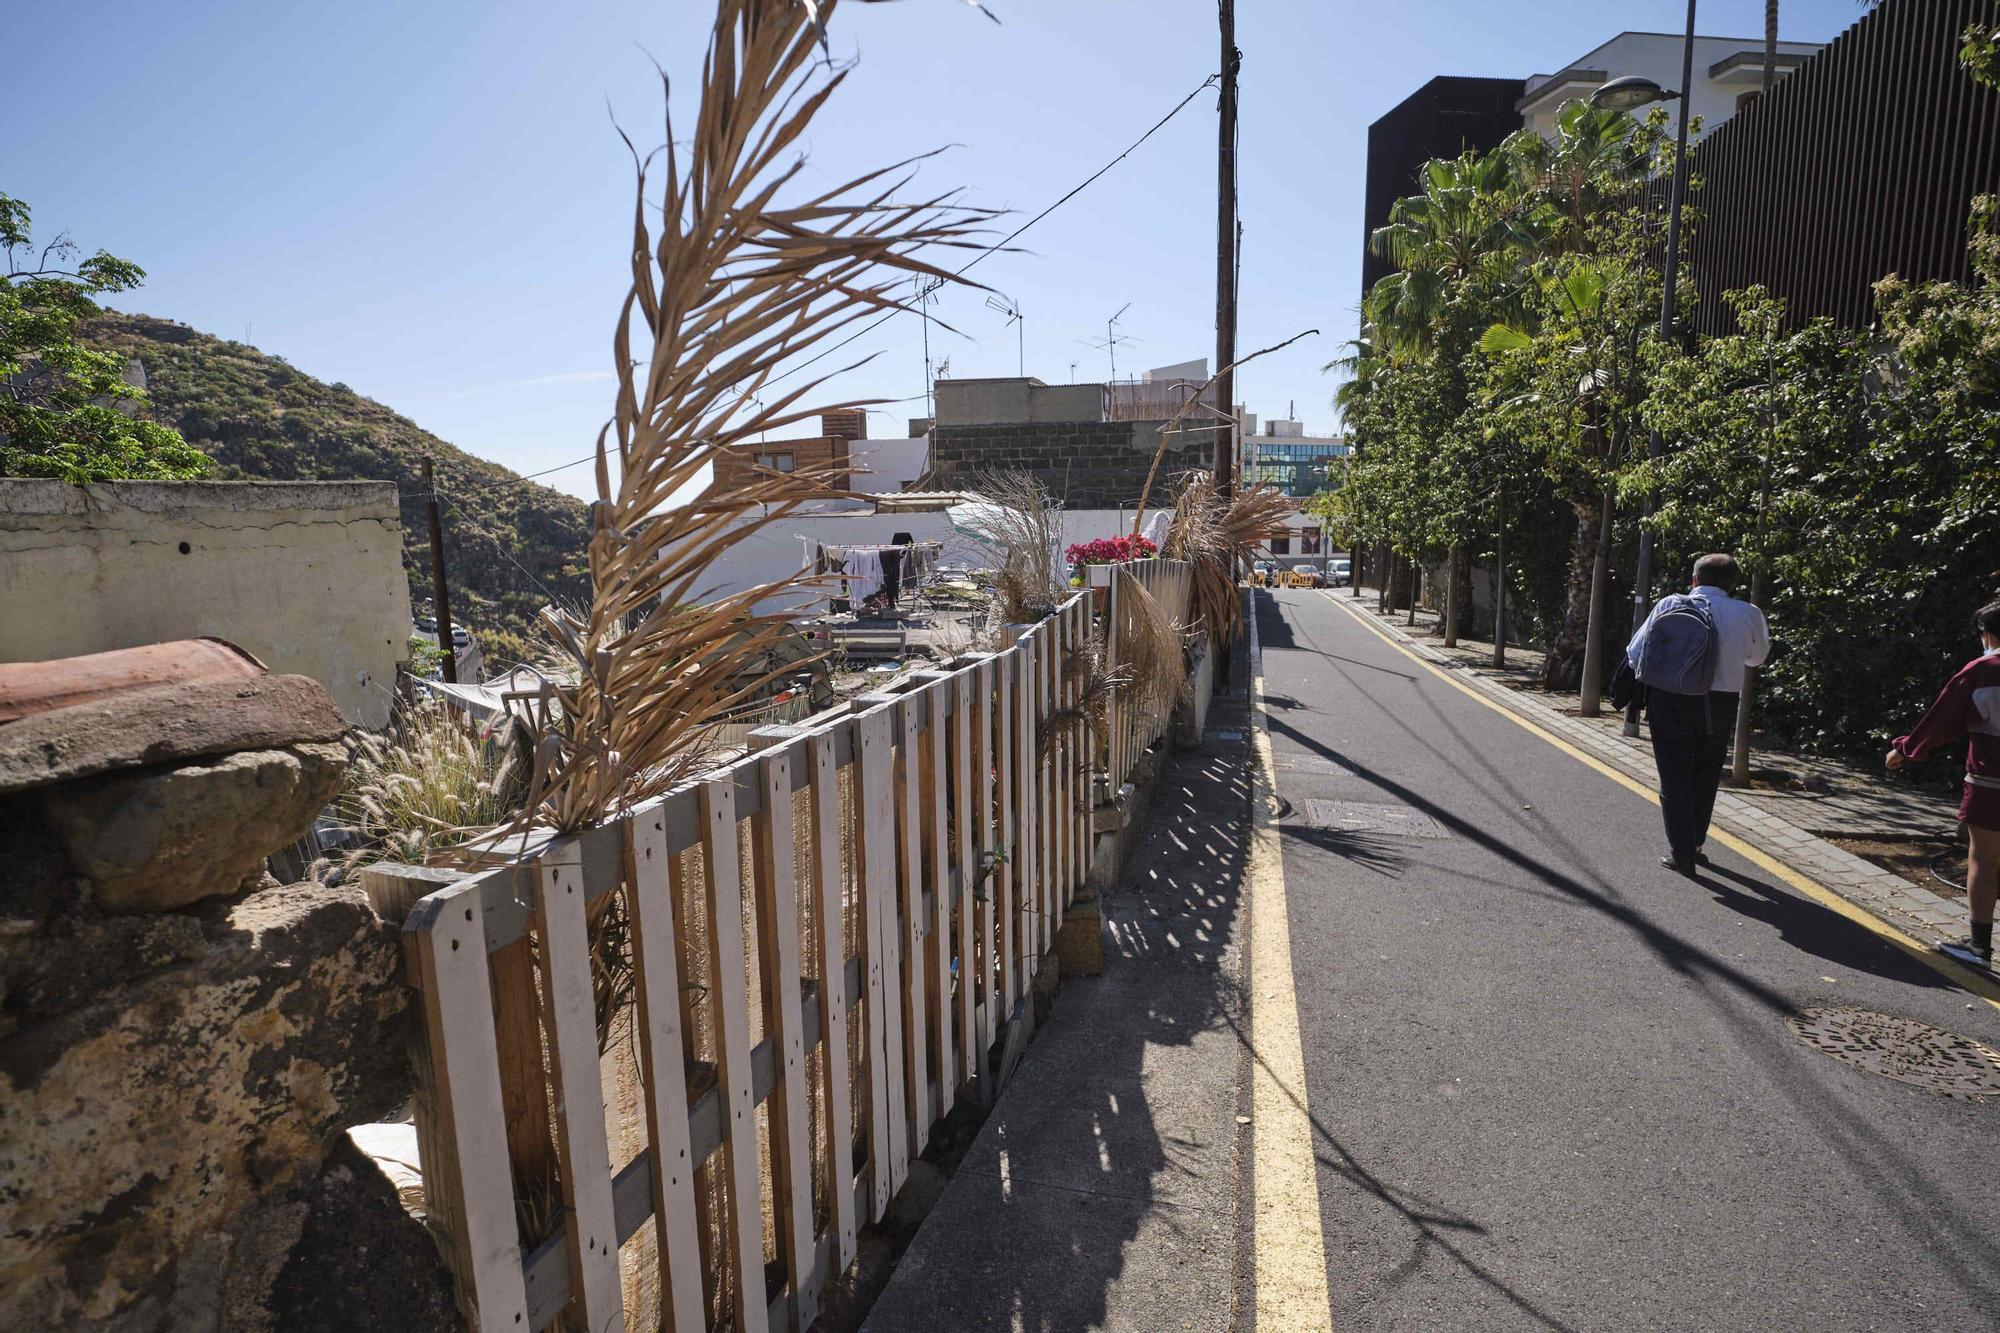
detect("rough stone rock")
[36,741,346,913]
[0,880,412,1328]
[0,673,347,795]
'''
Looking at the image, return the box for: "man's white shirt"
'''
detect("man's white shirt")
[1626,585,1771,693]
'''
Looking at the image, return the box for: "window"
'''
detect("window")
[1272,536,1291,556]
[756,453,796,473]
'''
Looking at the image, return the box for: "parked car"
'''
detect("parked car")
[1329,558,1352,587]
[1291,563,1326,588]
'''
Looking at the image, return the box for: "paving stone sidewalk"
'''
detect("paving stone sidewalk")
[1329,592,1971,946]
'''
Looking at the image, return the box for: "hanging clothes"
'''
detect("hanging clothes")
[843,547,884,605]
[879,547,904,604]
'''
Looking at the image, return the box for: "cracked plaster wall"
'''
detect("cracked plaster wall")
[0,481,413,728]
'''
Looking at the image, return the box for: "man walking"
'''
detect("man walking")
[1627,554,1771,875]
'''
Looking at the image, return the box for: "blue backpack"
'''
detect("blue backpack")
[1636,594,1718,696]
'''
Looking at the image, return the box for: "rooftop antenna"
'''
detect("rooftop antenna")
[985,294,1024,378]
[1078,302,1137,386]
[917,275,946,417]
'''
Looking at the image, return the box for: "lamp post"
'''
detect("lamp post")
[1592,0,1697,736]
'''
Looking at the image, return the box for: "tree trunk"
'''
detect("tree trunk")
[1443,545,1461,648]
[1377,544,1390,612]
[1492,481,1508,669]
[1579,488,1616,715]
[1729,567,1767,785]
[1540,498,1602,692]
[1406,558,1419,625]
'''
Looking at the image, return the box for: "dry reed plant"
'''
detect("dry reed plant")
[316,702,531,881]
[516,0,993,833]
[959,470,1066,626]
[1164,470,1294,653]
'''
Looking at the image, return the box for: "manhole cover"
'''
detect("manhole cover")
[1298,799,1448,840]
[1785,1006,2000,1100]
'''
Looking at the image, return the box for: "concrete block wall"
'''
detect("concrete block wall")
[927,419,1212,509]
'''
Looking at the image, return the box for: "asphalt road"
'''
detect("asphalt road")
[1257,586,2000,1332]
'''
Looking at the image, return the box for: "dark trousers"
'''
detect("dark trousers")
[1646,690,1738,865]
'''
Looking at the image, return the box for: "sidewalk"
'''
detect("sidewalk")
[1326,590,1970,945]
[863,638,1256,1331]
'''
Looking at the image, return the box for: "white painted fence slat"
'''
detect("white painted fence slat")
[994,647,1018,1022]
[623,813,707,1333]
[751,751,816,1330]
[921,680,954,1105]
[807,731,858,1271]
[972,659,996,1102]
[950,672,975,1095]
[407,880,531,1331]
[896,696,931,1159]
[697,779,770,1333]
[855,709,901,1217]
[533,845,625,1333]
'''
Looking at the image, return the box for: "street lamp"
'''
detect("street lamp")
[1592,0,1697,736]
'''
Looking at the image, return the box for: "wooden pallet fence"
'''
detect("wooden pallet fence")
[401,587,1179,1332]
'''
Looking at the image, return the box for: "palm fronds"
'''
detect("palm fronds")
[519,0,992,830]
[1165,471,1294,652]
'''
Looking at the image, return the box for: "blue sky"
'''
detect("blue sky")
[9,0,1866,501]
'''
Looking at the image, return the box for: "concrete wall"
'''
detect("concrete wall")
[927,418,1208,509]
[934,378,1107,426]
[698,506,1174,616]
[0,480,413,728]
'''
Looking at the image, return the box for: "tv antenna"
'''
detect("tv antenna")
[917,275,946,416]
[1078,302,1138,386]
[985,295,1024,378]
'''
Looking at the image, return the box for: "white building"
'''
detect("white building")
[1518,31,1824,140]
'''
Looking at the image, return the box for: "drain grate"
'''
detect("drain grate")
[1785,1006,2000,1100]
[1298,799,1448,840]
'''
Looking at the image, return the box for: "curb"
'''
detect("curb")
[1317,590,1967,950]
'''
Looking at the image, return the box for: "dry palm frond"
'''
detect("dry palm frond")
[316,701,531,880]
[1041,635,1130,759]
[1114,563,1189,721]
[1167,471,1294,652]
[517,0,992,831]
[960,470,1066,626]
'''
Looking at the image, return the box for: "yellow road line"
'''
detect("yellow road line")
[1316,589,2000,1012]
[1247,594,1335,1329]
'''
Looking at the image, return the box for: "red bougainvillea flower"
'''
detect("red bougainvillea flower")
[1064,534,1158,566]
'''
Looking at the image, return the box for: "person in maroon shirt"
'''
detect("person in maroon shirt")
[1886,599,2000,968]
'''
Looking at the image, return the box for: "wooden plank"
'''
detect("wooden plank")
[405,880,531,1331]
[896,694,931,1160]
[698,778,770,1333]
[623,813,707,1333]
[972,659,997,1105]
[951,672,975,1099]
[924,679,954,1114]
[807,730,858,1273]
[751,751,818,1331]
[1016,636,1039,991]
[855,707,902,1217]
[664,796,720,1317]
[994,645,1018,1023]
[532,844,623,1333]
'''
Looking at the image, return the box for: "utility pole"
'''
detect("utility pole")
[422,458,458,684]
[1213,0,1240,495]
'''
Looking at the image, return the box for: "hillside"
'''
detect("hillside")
[85,312,591,666]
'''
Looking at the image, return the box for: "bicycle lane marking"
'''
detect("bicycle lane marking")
[1317,588,2000,1014]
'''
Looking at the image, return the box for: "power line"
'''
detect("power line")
[442,71,1219,495]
